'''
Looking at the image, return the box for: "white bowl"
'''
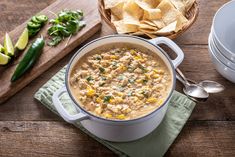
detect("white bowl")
[208,35,235,83]
[212,0,235,61]
[209,33,235,70]
[211,29,235,63]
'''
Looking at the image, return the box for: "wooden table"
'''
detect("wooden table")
[0,0,234,156]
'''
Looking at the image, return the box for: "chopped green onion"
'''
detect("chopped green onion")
[139,64,148,73]
[141,90,149,98]
[99,67,105,73]
[103,95,112,103]
[128,78,135,83]
[86,76,93,82]
[142,79,148,83]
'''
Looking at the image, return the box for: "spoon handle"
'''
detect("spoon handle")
[176,73,187,86]
[176,68,190,86]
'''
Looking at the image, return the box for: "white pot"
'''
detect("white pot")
[52,35,184,142]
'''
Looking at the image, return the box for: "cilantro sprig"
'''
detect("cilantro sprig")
[47,10,86,46]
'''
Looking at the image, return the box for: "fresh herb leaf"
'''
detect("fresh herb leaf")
[49,18,60,24]
[111,61,118,68]
[47,36,62,46]
[103,95,112,103]
[99,67,105,73]
[66,20,79,34]
[142,79,148,83]
[139,64,148,73]
[47,10,86,46]
[86,76,93,82]
[141,90,149,98]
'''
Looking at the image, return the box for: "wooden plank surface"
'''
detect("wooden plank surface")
[0,121,234,157]
[0,0,234,157]
[0,0,102,104]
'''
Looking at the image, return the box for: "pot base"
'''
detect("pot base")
[80,102,168,142]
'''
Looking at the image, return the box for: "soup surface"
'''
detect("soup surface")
[69,43,172,120]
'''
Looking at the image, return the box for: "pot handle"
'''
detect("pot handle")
[52,86,89,124]
[149,37,184,68]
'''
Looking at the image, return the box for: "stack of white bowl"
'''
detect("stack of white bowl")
[208,0,235,83]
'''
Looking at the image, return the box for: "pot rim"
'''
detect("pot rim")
[65,35,176,123]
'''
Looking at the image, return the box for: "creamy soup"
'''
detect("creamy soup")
[69,43,172,120]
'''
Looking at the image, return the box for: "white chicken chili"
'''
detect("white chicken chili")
[69,43,172,120]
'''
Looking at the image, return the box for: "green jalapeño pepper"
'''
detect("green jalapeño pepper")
[11,37,45,82]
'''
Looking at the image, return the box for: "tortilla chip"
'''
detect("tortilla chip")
[144,33,158,38]
[135,0,161,10]
[175,12,188,32]
[143,9,162,20]
[110,2,124,20]
[140,20,157,27]
[152,19,166,29]
[156,12,188,34]
[123,11,140,25]
[157,0,181,25]
[104,0,124,9]
[123,0,143,19]
[184,0,195,11]
[156,21,177,34]
[169,0,186,15]
[123,0,143,25]
[139,27,159,34]
[113,20,138,33]
[139,23,159,30]
[131,31,145,35]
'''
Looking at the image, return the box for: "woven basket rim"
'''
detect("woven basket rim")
[98,0,199,39]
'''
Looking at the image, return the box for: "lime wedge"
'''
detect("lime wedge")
[0,44,5,53]
[4,33,14,57]
[0,52,11,65]
[15,28,29,50]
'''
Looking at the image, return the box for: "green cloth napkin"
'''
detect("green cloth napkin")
[34,66,196,157]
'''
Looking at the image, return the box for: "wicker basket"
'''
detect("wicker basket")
[98,0,199,39]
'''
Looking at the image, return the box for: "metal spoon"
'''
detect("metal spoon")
[186,79,225,93]
[176,74,209,102]
[176,69,209,102]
